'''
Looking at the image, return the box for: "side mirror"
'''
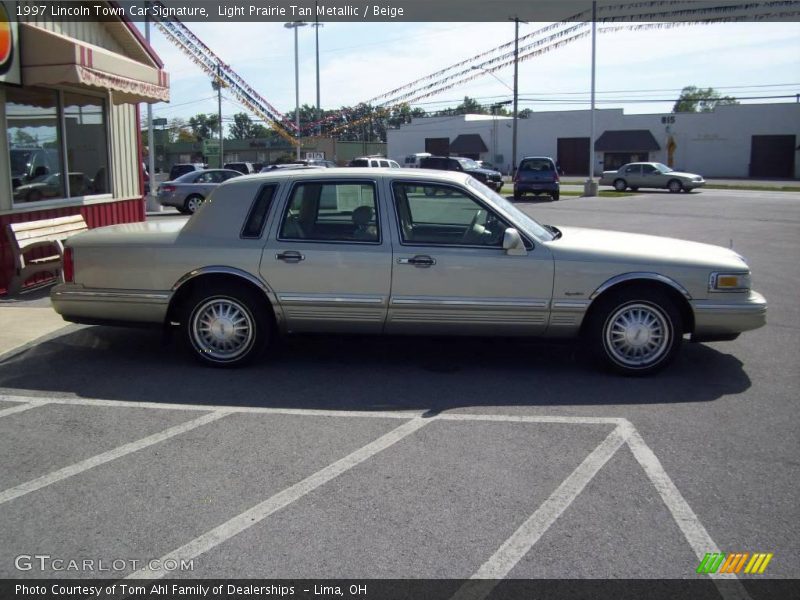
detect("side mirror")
[503,228,528,256]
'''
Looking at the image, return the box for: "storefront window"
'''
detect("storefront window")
[64,92,109,196]
[6,87,64,203]
[6,87,110,204]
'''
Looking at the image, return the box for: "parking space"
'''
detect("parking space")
[0,189,797,596]
[0,394,733,589]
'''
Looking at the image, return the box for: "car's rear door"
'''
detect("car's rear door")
[385,179,554,335]
[260,177,391,333]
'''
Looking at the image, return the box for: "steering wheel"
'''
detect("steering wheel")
[461,210,483,244]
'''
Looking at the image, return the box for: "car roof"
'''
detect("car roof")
[230,167,472,184]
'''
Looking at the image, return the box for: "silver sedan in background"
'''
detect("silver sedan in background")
[157,169,243,214]
[600,162,705,193]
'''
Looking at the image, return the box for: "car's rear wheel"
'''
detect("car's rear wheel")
[184,284,270,367]
[587,287,682,376]
[667,179,683,193]
[185,194,204,213]
[513,189,522,201]
[551,191,560,201]
[614,179,627,192]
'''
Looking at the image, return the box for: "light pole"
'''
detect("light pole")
[312,2,324,136]
[584,1,598,196]
[284,21,307,159]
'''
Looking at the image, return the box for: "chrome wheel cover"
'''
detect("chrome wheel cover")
[614,180,626,191]
[191,297,255,361]
[668,180,681,192]
[604,302,670,368]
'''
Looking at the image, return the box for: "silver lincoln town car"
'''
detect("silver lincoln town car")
[51,168,766,375]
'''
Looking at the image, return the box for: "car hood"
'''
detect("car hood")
[664,170,701,179]
[467,167,502,177]
[547,226,748,270]
[67,219,187,248]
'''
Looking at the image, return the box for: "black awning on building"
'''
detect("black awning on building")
[595,130,660,152]
[449,134,489,154]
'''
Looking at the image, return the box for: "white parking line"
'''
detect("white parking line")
[0,393,626,425]
[127,416,430,580]
[0,411,230,506]
[0,401,47,419]
[627,430,753,600]
[450,422,634,600]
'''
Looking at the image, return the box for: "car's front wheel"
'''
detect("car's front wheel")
[184,284,270,367]
[587,287,683,376]
[613,179,627,192]
[667,179,683,193]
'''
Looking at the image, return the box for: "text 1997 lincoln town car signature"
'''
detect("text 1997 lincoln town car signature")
[51,168,766,375]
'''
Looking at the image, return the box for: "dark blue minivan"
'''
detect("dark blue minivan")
[513,156,560,201]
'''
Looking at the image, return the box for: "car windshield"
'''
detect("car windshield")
[466,178,555,242]
[653,163,673,173]
[10,150,32,174]
[457,158,480,169]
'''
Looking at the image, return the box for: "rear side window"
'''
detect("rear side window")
[241,184,277,239]
[350,159,368,167]
[279,181,379,243]
[519,159,554,172]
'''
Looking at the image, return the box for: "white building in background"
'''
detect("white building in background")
[387,103,800,179]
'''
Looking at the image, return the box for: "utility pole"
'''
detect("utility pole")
[509,16,526,177]
[584,1,598,196]
[217,62,223,168]
[144,1,159,211]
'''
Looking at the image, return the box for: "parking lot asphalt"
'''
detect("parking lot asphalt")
[0,188,797,594]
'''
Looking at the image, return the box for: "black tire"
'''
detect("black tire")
[183,283,271,367]
[586,286,683,376]
[184,194,205,213]
[513,189,522,201]
[613,179,627,192]
[551,191,560,201]
[667,179,683,193]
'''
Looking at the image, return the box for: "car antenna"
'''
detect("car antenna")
[729,238,734,249]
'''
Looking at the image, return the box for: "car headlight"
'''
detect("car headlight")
[709,272,751,292]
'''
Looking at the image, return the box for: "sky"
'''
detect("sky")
[135,19,800,132]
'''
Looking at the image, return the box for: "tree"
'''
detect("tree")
[518,108,533,119]
[672,86,738,113]
[228,112,269,139]
[188,113,220,141]
[167,118,195,143]
[13,129,39,145]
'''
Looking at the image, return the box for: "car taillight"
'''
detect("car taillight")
[63,247,74,283]
[161,184,176,193]
[554,172,560,182]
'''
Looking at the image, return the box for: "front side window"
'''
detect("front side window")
[280,181,379,243]
[392,182,510,247]
[641,164,658,175]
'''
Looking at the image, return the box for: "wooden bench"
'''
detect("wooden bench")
[6,214,88,295]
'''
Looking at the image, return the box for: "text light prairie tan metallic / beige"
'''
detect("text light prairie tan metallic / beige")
[51,168,766,375]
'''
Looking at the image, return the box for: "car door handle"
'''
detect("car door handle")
[276,250,305,262]
[398,255,436,267]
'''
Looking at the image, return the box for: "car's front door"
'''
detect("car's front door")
[260,179,391,333]
[640,163,663,188]
[386,181,554,335]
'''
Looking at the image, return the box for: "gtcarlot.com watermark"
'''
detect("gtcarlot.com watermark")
[15,554,194,573]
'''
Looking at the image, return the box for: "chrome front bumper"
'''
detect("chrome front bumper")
[691,290,767,340]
